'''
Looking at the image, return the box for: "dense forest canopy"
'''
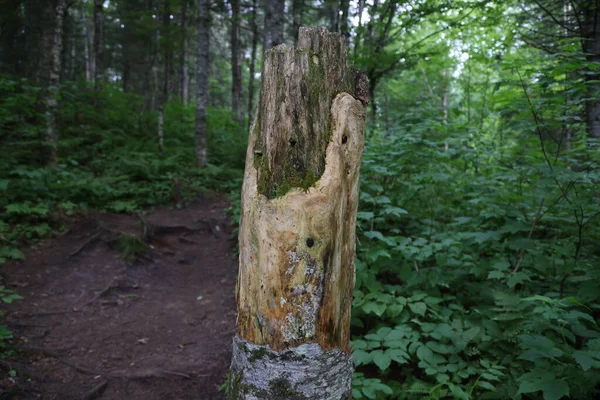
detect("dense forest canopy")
[0,0,599,399]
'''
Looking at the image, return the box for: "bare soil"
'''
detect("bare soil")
[0,198,237,399]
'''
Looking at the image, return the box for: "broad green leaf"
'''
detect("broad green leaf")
[372,350,391,371]
[573,350,596,371]
[487,270,505,280]
[540,380,569,400]
[408,302,427,316]
[366,248,391,262]
[362,302,386,317]
[357,211,374,221]
[385,348,409,364]
[352,350,371,366]
[448,383,470,399]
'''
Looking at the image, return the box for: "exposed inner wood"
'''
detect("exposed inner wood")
[253,27,356,199]
[236,27,366,353]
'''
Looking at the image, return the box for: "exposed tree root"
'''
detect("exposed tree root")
[76,280,117,311]
[69,230,103,259]
[81,380,107,400]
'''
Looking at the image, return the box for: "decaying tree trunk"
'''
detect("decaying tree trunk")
[229,27,366,400]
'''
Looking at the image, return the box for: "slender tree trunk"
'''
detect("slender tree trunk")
[563,0,573,150]
[230,0,244,126]
[162,0,173,95]
[195,0,210,167]
[157,0,172,158]
[441,68,449,126]
[25,0,44,82]
[263,0,284,51]
[353,0,364,59]
[247,0,259,132]
[75,1,91,81]
[93,0,104,88]
[230,27,365,400]
[340,0,350,39]
[292,0,304,44]
[369,77,377,128]
[327,0,339,32]
[581,1,600,138]
[42,0,68,165]
[181,1,190,105]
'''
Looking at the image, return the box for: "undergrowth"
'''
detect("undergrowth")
[0,76,245,349]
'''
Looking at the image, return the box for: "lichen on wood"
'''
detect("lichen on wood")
[231,27,366,400]
[229,336,353,400]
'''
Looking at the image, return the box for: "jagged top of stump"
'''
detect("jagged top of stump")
[253,27,356,199]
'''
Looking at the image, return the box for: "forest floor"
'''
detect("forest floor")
[0,197,237,399]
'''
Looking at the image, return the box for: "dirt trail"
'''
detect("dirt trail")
[1,198,237,399]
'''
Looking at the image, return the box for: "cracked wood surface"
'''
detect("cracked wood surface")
[235,27,366,354]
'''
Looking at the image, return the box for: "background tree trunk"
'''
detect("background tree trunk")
[229,27,366,400]
[247,0,259,132]
[162,0,173,96]
[581,2,600,138]
[93,0,104,88]
[340,0,350,39]
[230,0,243,126]
[181,0,190,105]
[263,0,284,51]
[42,0,68,166]
[291,0,304,44]
[195,0,210,167]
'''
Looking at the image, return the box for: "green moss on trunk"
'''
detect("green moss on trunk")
[251,33,354,199]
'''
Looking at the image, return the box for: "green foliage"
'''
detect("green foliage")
[115,234,148,262]
[0,76,245,265]
[0,286,21,351]
[351,35,600,398]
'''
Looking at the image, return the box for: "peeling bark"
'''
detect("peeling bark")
[230,27,366,400]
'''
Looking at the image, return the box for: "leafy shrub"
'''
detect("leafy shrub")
[0,76,245,264]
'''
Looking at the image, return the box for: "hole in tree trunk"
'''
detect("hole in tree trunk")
[306,238,314,248]
[342,135,348,144]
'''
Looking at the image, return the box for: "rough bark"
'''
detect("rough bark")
[247,0,259,132]
[195,0,210,167]
[93,0,104,88]
[42,0,67,165]
[263,0,284,51]
[230,27,365,400]
[231,0,244,125]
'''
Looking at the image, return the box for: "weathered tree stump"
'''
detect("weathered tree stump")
[229,27,367,400]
